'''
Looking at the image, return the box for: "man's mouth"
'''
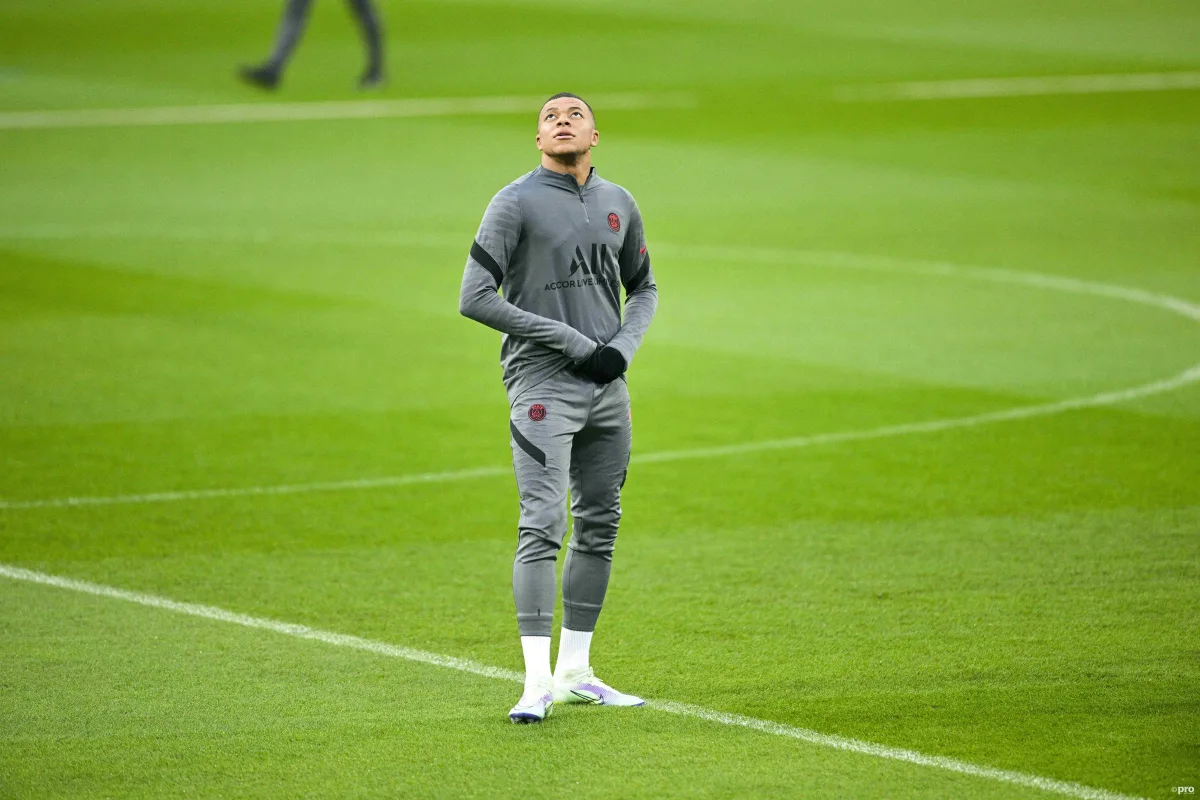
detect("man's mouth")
[554,131,574,140]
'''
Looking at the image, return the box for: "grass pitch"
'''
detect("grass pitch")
[1,1,1198,798]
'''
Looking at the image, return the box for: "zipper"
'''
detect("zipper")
[578,192,590,223]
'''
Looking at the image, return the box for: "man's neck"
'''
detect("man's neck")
[541,152,593,187]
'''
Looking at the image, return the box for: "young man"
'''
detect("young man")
[239,0,385,91]
[459,93,658,723]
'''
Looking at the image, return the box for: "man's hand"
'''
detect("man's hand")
[573,345,627,384]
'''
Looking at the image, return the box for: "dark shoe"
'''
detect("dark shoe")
[358,67,385,91]
[239,64,281,91]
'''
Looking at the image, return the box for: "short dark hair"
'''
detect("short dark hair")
[542,92,594,123]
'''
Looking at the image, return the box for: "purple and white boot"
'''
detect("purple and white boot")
[553,667,646,707]
[509,683,554,724]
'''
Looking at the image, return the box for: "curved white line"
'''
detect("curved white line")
[635,363,1200,465]
[0,226,1196,511]
[0,562,1148,800]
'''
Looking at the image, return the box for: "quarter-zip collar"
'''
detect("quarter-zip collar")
[535,165,596,194]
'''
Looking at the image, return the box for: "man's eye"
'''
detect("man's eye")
[545,113,554,120]
[571,112,582,117]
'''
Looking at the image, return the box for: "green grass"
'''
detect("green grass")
[1,1,1198,798]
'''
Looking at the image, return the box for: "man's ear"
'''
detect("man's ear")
[592,130,600,147]
[536,133,544,152]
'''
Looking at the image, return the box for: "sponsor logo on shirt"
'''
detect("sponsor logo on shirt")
[544,243,621,291]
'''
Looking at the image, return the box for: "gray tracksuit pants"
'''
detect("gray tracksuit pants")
[509,370,632,637]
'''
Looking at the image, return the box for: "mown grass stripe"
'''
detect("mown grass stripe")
[0,563,1147,800]
[1,239,1196,512]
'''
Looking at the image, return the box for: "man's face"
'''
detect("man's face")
[536,99,599,158]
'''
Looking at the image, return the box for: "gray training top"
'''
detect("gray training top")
[459,165,658,399]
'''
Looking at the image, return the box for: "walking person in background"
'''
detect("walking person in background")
[240,0,385,90]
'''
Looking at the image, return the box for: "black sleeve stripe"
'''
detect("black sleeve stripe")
[470,240,504,287]
[623,252,651,292]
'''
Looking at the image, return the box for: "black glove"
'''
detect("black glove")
[573,345,627,384]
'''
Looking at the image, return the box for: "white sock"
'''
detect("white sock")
[554,627,593,678]
[520,635,552,697]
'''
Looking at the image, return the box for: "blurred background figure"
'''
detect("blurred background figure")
[239,0,385,91]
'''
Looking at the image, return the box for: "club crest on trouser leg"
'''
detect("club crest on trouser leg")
[528,404,547,422]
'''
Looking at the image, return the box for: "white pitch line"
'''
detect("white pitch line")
[4,362,1195,511]
[0,92,696,131]
[650,700,1143,800]
[0,562,1147,800]
[0,467,509,511]
[634,363,1200,464]
[1,236,1198,511]
[0,563,520,682]
[835,71,1200,102]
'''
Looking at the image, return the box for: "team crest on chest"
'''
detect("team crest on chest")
[607,212,621,233]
